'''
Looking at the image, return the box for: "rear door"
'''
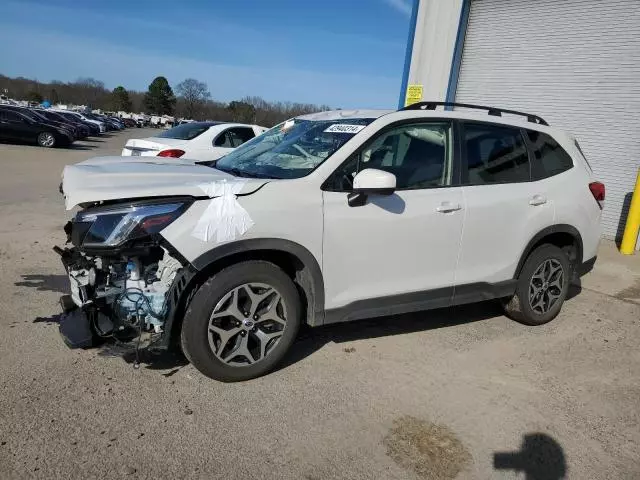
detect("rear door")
[454,122,555,291]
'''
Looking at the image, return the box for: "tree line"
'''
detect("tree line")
[0,74,331,127]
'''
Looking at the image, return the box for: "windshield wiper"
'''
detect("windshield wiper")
[217,166,272,179]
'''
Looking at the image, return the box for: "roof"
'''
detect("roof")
[296,109,393,121]
[189,121,225,127]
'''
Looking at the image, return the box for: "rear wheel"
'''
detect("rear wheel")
[181,261,301,382]
[502,244,570,325]
[37,132,56,148]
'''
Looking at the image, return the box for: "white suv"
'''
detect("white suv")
[56,102,603,381]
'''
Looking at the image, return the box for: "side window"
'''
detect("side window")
[463,123,530,184]
[227,127,256,147]
[0,110,20,122]
[326,122,453,191]
[526,130,573,179]
[213,132,233,148]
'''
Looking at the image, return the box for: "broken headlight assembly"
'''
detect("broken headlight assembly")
[72,199,191,249]
[56,198,195,351]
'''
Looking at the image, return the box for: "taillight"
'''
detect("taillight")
[589,182,605,207]
[157,149,185,158]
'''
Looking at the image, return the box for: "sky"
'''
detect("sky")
[0,0,414,109]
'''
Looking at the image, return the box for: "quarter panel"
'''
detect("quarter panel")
[456,182,556,284]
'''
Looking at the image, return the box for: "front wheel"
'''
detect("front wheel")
[181,261,301,382]
[37,132,56,148]
[502,244,571,325]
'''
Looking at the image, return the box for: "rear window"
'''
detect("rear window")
[156,123,211,140]
[463,123,530,184]
[526,130,573,179]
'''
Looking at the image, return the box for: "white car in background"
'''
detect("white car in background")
[121,121,267,160]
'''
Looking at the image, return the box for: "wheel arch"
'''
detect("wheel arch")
[515,224,583,279]
[190,238,325,327]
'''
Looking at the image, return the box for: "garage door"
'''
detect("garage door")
[454,0,640,248]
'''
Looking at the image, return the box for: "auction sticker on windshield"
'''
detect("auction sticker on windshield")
[324,124,366,134]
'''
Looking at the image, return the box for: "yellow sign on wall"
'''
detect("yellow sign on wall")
[404,84,423,107]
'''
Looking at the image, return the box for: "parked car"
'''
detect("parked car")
[53,111,100,136]
[0,105,78,139]
[56,103,602,381]
[84,113,118,131]
[63,111,106,133]
[98,115,124,130]
[34,109,91,138]
[121,118,137,128]
[121,121,267,160]
[0,106,74,147]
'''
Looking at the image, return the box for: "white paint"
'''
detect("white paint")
[120,123,267,162]
[406,0,463,102]
[60,157,267,209]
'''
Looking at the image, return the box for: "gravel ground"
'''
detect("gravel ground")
[0,130,639,479]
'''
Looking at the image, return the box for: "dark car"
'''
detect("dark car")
[121,118,136,128]
[86,113,120,131]
[55,111,100,136]
[2,105,78,140]
[0,107,74,147]
[34,109,90,139]
[108,117,125,129]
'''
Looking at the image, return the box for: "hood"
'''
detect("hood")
[61,156,269,210]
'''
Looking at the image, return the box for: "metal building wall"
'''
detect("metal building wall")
[453,0,640,246]
[399,0,463,107]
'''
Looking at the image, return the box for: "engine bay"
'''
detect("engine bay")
[56,242,184,346]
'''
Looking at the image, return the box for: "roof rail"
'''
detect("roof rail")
[400,101,548,126]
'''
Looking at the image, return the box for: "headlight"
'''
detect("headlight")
[74,201,190,248]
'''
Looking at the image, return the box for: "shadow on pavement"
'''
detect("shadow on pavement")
[16,274,68,293]
[68,144,98,151]
[280,301,502,371]
[494,432,567,479]
[96,338,189,373]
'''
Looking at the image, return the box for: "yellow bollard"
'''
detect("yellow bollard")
[620,168,640,255]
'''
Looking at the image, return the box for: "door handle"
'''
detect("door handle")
[436,202,462,213]
[529,195,547,206]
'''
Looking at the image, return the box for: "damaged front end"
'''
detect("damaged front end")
[54,197,195,350]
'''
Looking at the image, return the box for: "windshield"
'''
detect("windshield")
[156,123,212,140]
[215,118,374,179]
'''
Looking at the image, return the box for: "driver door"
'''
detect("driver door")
[321,121,465,321]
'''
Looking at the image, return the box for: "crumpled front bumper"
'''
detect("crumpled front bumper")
[58,307,94,349]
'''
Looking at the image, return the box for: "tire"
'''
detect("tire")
[37,132,56,148]
[181,261,301,382]
[502,244,571,326]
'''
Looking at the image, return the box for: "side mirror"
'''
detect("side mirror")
[348,168,396,207]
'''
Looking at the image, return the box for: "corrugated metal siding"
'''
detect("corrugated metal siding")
[454,0,640,247]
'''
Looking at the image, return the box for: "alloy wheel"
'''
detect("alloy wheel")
[39,133,55,147]
[528,258,564,315]
[207,283,287,366]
